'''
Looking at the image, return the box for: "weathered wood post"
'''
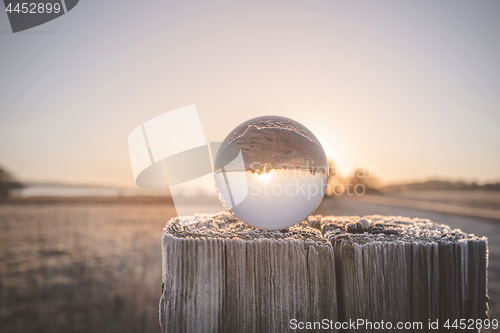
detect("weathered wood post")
[314,215,488,332]
[160,213,488,332]
[159,212,338,333]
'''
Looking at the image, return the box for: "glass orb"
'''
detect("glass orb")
[214,116,328,230]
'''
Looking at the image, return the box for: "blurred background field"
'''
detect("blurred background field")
[0,198,175,333]
[1,192,499,333]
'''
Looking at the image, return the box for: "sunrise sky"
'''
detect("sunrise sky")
[1,0,499,188]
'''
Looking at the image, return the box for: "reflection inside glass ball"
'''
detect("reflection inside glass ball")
[214,116,328,230]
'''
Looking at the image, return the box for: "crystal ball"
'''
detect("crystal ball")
[213,116,328,230]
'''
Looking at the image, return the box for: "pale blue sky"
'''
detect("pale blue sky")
[0,0,499,187]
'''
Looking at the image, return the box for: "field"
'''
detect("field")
[0,200,176,333]
[0,194,498,332]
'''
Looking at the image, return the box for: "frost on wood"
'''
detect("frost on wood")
[313,215,488,331]
[160,212,337,333]
[160,213,488,333]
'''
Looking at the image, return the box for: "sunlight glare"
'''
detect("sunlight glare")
[258,172,272,182]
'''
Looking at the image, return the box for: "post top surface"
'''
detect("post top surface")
[312,215,485,245]
[163,212,486,245]
[163,212,329,244]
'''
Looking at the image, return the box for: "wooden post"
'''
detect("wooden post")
[160,212,337,333]
[160,213,488,332]
[315,215,488,332]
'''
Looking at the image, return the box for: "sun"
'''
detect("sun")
[258,172,272,182]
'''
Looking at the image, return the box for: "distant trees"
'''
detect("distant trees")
[383,180,500,192]
[326,159,379,197]
[0,166,23,198]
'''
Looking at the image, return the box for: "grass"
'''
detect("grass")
[0,200,176,333]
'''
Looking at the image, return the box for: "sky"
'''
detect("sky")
[0,0,499,188]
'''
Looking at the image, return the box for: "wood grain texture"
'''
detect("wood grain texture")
[160,212,337,333]
[315,215,488,333]
[160,213,488,333]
